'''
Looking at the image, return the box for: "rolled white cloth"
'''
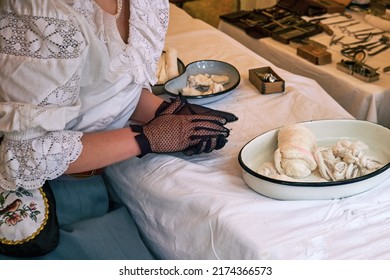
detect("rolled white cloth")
[156,48,179,84]
[274,124,317,179]
[165,48,179,80]
[364,11,390,32]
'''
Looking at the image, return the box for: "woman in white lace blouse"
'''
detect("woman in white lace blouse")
[0,0,236,259]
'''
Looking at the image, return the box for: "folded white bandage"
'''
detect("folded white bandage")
[165,48,179,80]
[365,12,390,32]
[156,48,179,84]
[274,124,317,178]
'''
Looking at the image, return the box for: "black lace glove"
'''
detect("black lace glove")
[155,93,238,123]
[130,114,230,157]
[183,133,228,156]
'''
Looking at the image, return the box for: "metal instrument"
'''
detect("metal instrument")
[329,34,345,46]
[341,35,390,57]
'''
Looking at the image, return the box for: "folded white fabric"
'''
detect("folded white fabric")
[365,11,390,32]
[274,124,317,179]
[156,48,179,84]
[314,140,384,181]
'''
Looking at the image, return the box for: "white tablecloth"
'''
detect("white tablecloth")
[218,12,390,128]
[106,5,390,260]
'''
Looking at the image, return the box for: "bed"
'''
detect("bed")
[106,5,390,260]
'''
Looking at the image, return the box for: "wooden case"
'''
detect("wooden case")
[297,44,332,65]
[249,67,285,94]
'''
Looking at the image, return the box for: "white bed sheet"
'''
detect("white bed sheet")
[106,5,390,260]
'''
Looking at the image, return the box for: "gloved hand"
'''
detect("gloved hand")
[155,93,238,123]
[183,133,228,156]
[130,113,230,157]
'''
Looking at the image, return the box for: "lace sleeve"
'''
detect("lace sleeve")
[0,1,87,190]
[0,130,83,191]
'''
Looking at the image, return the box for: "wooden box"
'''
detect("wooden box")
[309,0,346,14]
[249,67,285,94]
[297,44,332,65]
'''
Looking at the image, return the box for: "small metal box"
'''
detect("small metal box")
[336,60,380,83]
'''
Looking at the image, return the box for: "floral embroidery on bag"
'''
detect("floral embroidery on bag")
[0,188,41,227]
[0,187,48,244]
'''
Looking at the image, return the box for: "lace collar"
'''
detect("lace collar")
[64,0,169,84]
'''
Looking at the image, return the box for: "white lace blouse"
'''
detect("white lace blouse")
[0,0,169,190]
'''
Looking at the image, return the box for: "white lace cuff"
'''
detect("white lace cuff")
[0,130,83,190]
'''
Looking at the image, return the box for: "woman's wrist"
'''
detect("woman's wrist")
[66,128,142,173]
[131,88,165,123]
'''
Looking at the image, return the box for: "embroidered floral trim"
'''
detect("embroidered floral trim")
[64,0,104,41]
[0,131,83,191]
[0,11,85,59]
[65,0,169,84]
[114,0,169,84]
[0,187,47,244]
[38,67,81,107]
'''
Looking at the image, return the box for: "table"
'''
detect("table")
[218,12,390,128]
[105,5,387,260]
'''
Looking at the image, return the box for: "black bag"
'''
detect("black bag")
[0,182,59,258]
